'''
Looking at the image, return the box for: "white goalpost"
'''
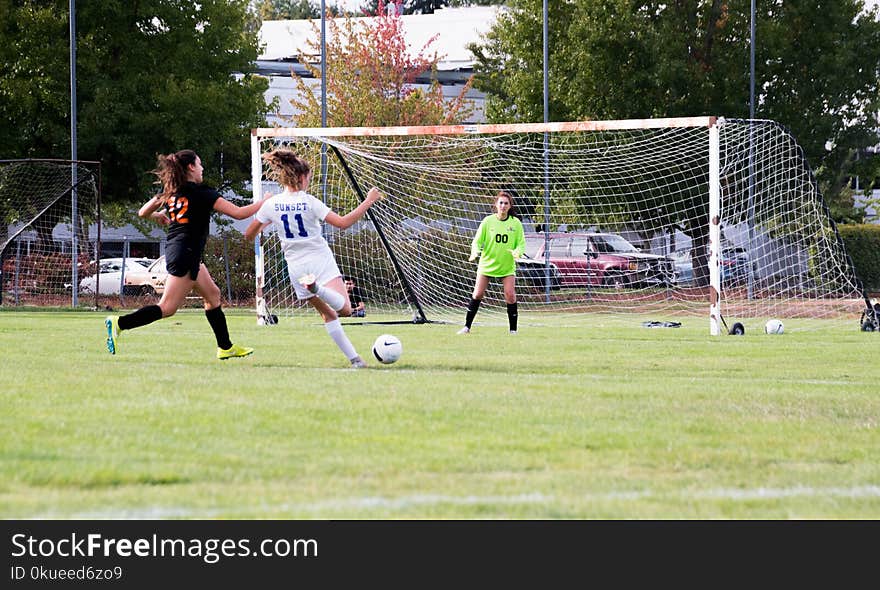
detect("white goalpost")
[250,117,870,333]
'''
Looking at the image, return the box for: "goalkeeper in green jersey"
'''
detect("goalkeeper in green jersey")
[458,190,525,335]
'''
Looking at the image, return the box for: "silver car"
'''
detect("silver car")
[79,257,167,296]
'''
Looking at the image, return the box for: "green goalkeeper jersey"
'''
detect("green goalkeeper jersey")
[470,214,525,277]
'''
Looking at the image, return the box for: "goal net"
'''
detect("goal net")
[251,117,869,333]
[0,159,101,308]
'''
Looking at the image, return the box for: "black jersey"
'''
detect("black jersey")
[165,182,220,254]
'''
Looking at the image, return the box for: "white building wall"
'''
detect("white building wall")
[854,188,880,224]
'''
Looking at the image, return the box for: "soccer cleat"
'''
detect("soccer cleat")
[457,326,470,334]
[509,330,517,335]
[350,356,368,369]
[217,343,254,360]
[105,316,120,355]
[297,273,318,294]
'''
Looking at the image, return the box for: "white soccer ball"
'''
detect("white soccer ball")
[764,319,784,334]
[372,334,402,364]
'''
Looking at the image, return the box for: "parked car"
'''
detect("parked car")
[670,245,750,286]
[517,254,562,290]
[79,256,167,296]
[719,245,751,285]
[669,249,694,285]
[523,232,675,288]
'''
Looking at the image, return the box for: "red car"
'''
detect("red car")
[523,232,675,288]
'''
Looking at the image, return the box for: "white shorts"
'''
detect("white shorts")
[285,250,342,301]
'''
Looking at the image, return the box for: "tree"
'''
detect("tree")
[403,0,446,14]
[356,0,500,18]
[471,0,880,208]
[0,1,71,161]
[470,0,880,284]
[0,0,274,219]
[288,0,474,127]
[284,1,475,225]
[257,0,321,20]
[756,2,880,223]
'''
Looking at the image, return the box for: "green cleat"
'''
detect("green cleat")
[217,343,254,360]
[105,316,120,355]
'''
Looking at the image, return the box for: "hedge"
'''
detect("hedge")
[838,224,880,292]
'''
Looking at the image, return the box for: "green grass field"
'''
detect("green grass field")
[1,309,878,519]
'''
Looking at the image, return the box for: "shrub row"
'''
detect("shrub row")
[838,224,880,292]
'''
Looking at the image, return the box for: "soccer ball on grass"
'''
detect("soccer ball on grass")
[372,334,402,364]
[764,319,784,334]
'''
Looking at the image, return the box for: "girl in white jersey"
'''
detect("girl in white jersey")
[245,149,383,368]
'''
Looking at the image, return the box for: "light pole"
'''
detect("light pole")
[70,0,79,307]
[747,0,757,299]
[542,0,551,303]
[750,0,755,119]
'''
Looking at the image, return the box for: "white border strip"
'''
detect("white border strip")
[33,485,880,519]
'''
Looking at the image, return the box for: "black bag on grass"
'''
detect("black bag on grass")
[860,299,880,332]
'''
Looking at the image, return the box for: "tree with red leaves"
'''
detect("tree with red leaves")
[288,0,473,127]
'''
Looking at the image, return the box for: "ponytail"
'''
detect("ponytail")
[262,149,312,190]
[152,149,197,203]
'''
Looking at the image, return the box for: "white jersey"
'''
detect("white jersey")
[255,189,333,259]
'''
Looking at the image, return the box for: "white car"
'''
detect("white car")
[79,257,168,296]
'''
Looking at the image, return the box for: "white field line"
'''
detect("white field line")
[29,485,880,519]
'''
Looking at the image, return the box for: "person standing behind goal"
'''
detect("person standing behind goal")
[244,149,383,368]
[105,149,265,360]
[458,189,525,335]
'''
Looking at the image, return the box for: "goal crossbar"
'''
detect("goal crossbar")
[253,116,716,138]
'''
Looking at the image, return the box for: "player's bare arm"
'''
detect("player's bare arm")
[326,187,384,230]
[137,196,170,226]
[214,193,270,220]
[244,219,270,241]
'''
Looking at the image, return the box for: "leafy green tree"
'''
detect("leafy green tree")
[0,0,274,219]
[257,0,320,20]
[0,1,71,160]
[470,0,880,213]
[470,0,880,284]
[756,2,880,222]
[358,0,501,17]
[403,0,445,14]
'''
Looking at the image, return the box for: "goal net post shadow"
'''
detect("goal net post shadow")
[0,159,102,309]
[250,117,870,334]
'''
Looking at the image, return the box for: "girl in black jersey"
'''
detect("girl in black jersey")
[104,149,266,360]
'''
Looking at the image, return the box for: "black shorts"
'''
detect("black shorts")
[165,242,202,280]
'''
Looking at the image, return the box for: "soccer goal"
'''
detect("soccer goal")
[0,159,101,308]
[250,117,871,333]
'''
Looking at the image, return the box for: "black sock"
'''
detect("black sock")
[507,302,518,332]
[464,298,482,328]
[205,306,233,350]
[118,305,162,331]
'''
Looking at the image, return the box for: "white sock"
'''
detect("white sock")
[325,319,358,360]
[316,285,345,311]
